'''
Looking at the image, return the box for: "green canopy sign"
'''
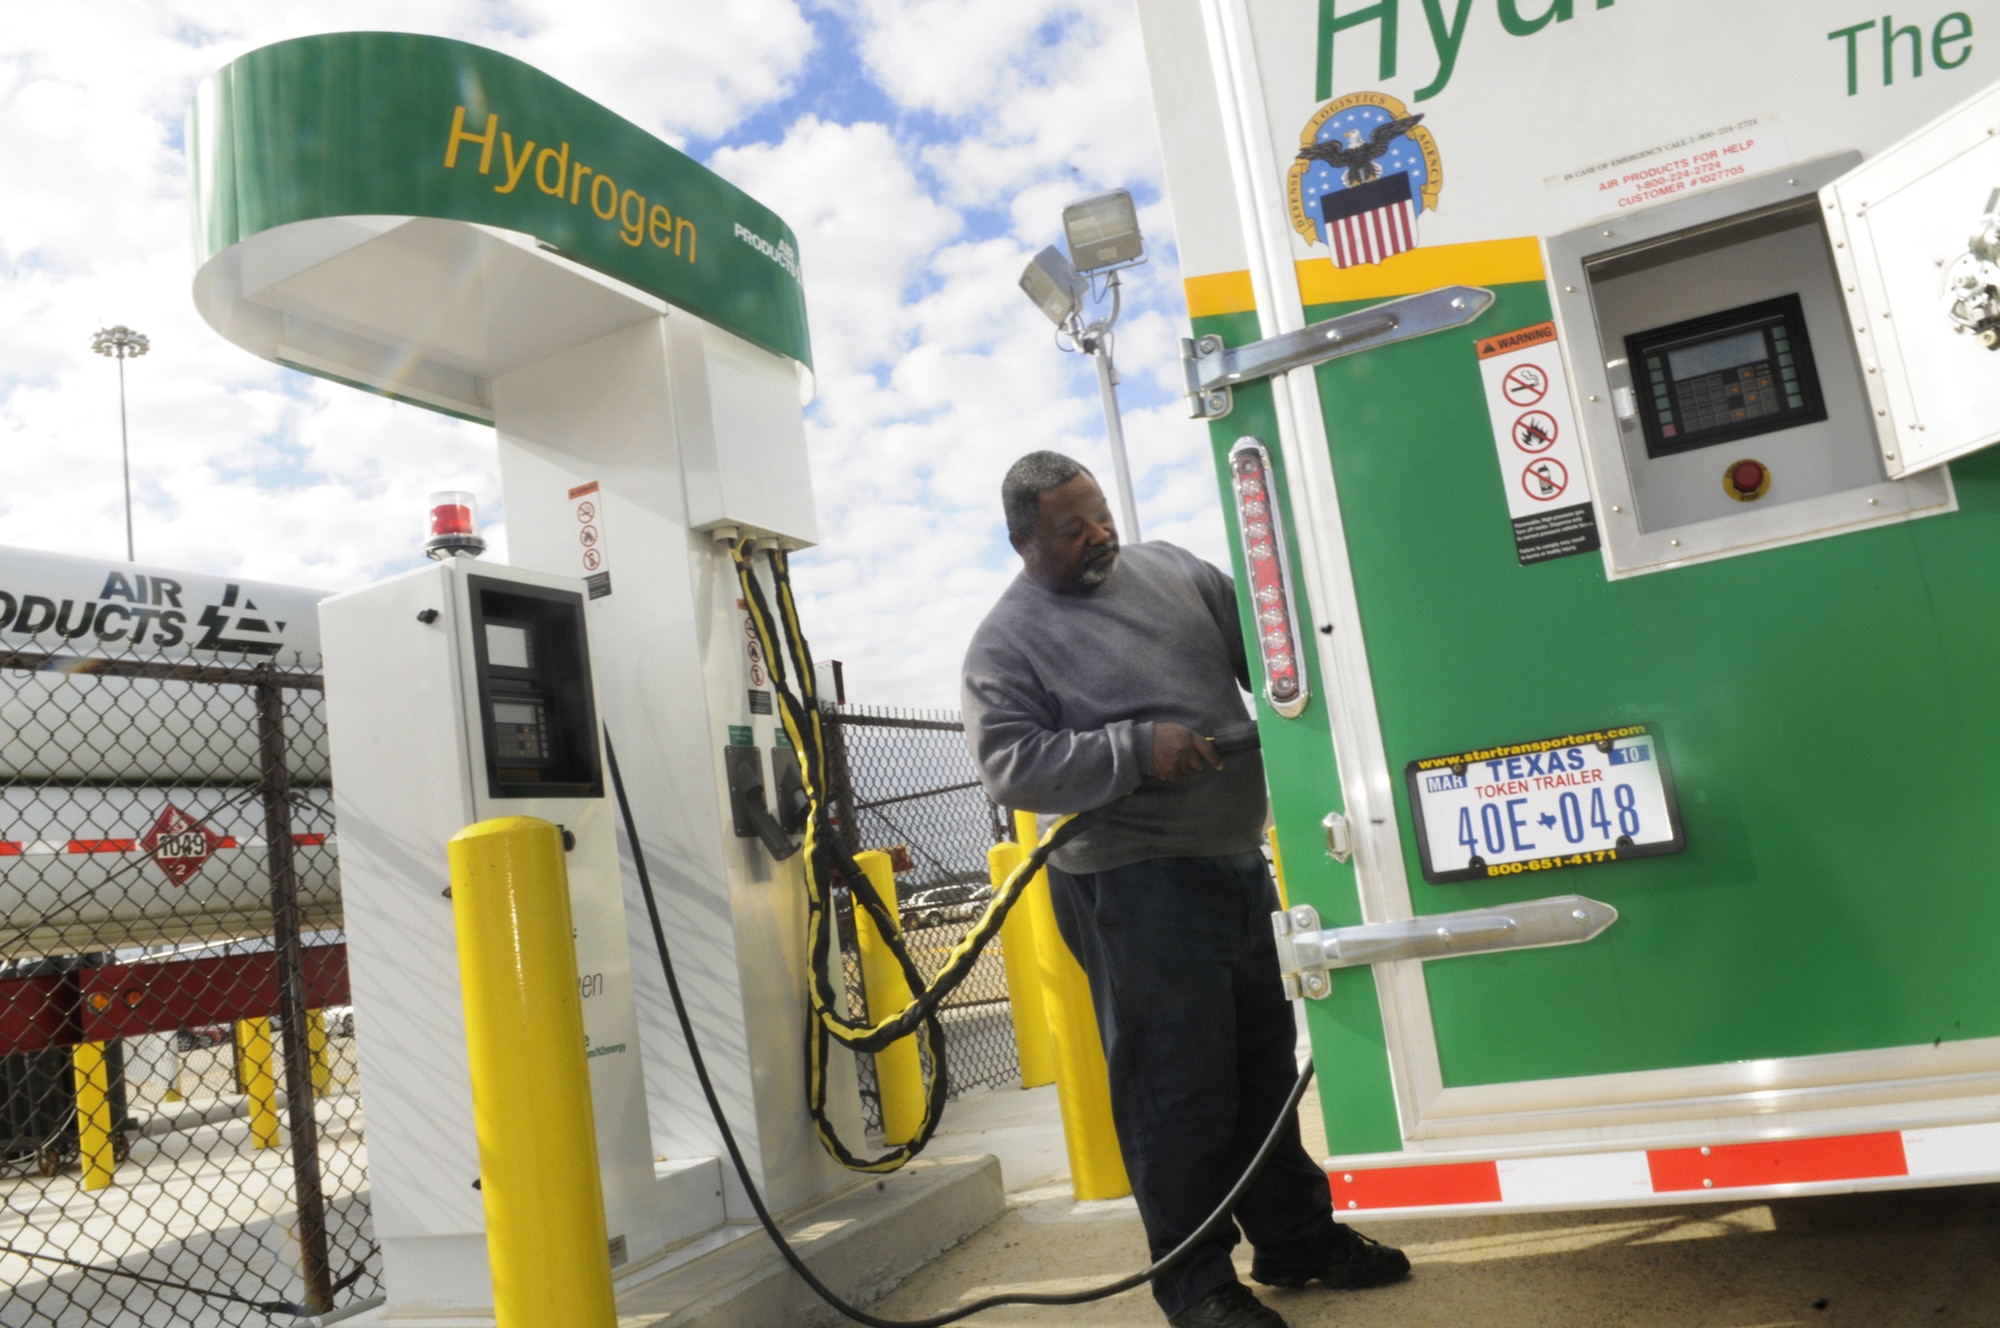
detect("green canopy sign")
[189,32,812,370]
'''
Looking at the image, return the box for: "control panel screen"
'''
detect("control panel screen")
[489,698,550,763]
[1625,295,1827,458]
[468,580,603,799]
[485,622,533,670]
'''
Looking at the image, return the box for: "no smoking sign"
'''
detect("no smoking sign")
[1476,323,1599,566]
[1501,364,1549,407]
[568,481,612,595]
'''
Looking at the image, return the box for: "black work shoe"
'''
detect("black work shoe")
[1167,1281,1289,1328]
[1250,1223,1411,1290]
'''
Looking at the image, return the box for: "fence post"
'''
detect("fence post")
[256,667,336,1314]
[988,843,1054,1089]
[852,850,925,1143]
[1010,810,1130,1201]
[820,704,863,860]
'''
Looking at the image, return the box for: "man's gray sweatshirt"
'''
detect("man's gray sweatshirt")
[961,541,1269,874]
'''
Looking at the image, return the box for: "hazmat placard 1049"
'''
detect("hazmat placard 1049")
[1405,725,1684,884]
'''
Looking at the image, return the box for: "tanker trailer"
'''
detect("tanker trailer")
[0,546,337,957]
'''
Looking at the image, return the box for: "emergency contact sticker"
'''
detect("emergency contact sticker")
[1476,324,1601,566]
[1405,725,1684,884]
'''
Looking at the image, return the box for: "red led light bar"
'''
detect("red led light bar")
[1229,439,1309,718]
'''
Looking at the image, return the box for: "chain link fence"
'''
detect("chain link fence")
[0,652,1019,1322]
[0,642,376,1327]
[819,704,1017,1135]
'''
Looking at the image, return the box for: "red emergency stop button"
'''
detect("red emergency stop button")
[1723,458,1770,502]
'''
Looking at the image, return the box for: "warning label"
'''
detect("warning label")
[1510,502,1600,566]
[1476,322,1599,567]
[570,481,610,588]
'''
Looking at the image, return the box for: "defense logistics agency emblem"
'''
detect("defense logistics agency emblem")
[1288,92,1442,269]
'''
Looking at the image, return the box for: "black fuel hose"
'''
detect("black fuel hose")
[608,729,1315,1326]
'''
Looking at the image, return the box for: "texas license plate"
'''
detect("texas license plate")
[1405,725,1684,884]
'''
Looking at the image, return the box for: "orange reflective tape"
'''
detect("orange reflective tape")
[1329,1159,1502,1210]
[1648,1132,1908,1192]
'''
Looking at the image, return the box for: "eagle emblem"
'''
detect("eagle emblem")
[1287,92,1444,267]
[1299,114,1427,188]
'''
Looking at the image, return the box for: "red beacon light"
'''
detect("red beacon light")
[425,490,487,560]
[1228,439,1309,718]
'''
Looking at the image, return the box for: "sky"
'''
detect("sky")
[0,0,1229,707]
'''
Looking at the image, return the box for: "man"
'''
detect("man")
[962,451,1410,1328]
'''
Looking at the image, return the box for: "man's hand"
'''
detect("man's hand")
[1152,722,1222,782]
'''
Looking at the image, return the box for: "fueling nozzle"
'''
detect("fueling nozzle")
[1207,720,1262,758]
[724,747,800,861]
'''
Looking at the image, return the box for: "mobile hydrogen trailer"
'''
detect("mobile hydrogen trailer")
[0,546,335,956]
[1137,0,2000,1213]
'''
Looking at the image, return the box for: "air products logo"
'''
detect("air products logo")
[0,572,288,655]
[734,223,800,281]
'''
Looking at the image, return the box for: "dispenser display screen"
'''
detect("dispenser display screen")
[468,583,602,799]
[489,699,550,763]
[485,623,533,670]
[1625,295,1827,458]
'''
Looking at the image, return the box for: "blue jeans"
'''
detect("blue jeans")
[1047,851,1336,1317]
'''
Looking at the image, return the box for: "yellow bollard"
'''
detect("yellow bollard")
[1012,811,1131,1201]
[1268,826,1290,911]
[448,817,615,1328]
[236,1019,281,1150]
[852,849,926,1145]
[989,843,1055,1089]
[71,1042,118,1191]
[307,1008,330,1097]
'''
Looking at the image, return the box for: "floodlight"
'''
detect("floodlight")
[1062,189,1144,274]
[1020,245,1083,327]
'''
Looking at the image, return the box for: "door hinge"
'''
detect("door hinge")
[1182,286,1495,420]
[1272,895,1618,1000]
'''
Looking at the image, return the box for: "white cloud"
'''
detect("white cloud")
[0,0,811,592]
[0,1,1232,710]
[709,116,963,384]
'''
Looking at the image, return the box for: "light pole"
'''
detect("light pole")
[90,324,149,562]
[1018,189,1147,542]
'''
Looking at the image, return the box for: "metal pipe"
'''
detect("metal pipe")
[71,1041,118,1191]
[853,849,925,1144]
[1011,810,1130,1201]
[447,816,615,1328]
[258,670,334,1313]
[117,354,133,562]
[235,1018,281,1149]
[989,842,1055,1089]
[1090,332,1142,544]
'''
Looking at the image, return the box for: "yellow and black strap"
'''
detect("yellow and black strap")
[732,539,1078,1171]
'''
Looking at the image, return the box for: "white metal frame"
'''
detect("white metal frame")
[1547,157,1956,581]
